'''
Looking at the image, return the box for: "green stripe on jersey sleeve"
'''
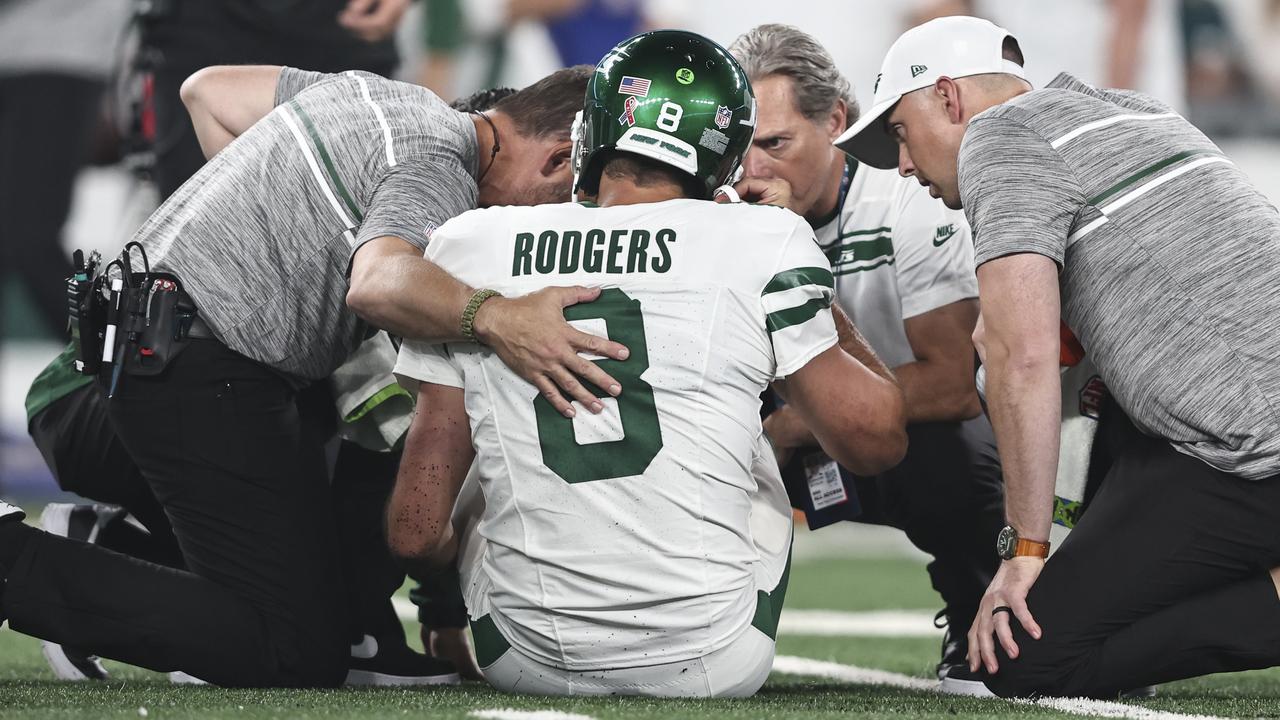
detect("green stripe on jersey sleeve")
[766,296,832,333]
[763,266,835,296]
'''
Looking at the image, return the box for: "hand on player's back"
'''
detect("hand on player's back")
[473,286,629,418]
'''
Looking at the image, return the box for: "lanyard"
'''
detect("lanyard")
[834,157,854,241]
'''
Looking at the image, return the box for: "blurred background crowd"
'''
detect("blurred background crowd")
[2,0,1279,497]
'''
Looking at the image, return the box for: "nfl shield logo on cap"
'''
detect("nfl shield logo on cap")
[715,105,731,129]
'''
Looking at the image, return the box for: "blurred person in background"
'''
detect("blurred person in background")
[1180,0,1280,135]
[0,0,131,338]
[728,24,1004,680]
[414,0,683,102]
[142,0,412,199]
[911,0,1186,111]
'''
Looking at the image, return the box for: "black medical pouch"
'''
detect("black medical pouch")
[116,272,201,377]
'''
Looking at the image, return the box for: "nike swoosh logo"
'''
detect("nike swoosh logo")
[933,230,957,247]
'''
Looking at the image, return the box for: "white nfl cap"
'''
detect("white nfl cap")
[834,16,1025,169]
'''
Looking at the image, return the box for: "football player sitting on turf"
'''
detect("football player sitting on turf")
[386,30,907,698]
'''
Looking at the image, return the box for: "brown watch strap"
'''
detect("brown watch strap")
[1014,537,1051,558]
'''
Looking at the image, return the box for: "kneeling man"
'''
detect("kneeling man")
[388,30,906,698]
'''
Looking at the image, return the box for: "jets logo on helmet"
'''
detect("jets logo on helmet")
[573,30,757,199]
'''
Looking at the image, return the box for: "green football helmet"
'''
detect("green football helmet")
[573,29,757,199]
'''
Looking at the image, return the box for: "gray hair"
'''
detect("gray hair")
[728,24,858,128]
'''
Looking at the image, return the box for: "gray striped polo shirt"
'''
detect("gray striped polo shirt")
[134,67,478,381]
[959,73,1280,480]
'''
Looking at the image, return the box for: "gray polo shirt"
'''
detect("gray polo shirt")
[960,73,1280,481]
[133,68,479,381]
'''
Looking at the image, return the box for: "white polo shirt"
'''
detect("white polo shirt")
[815,161,977,367]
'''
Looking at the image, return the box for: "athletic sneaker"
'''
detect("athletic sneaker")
[940,664,1157,699]
[345,634,461,686]
[938,665,996,697]
[0,500,23,523]
[168,671,208,685]
[0,500,26,626]
[38,504,110,681]
[934,609,971,680]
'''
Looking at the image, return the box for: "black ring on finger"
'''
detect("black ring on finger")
[991,606,1014,618]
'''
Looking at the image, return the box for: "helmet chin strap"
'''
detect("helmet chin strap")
[569,110,585,201]
[712,185,741,203]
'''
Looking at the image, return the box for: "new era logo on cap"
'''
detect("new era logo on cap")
[834,16,1027,170]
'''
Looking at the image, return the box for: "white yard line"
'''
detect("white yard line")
[780,609,942,637]
[772,656,936,690]
[772,655,1229,720]
[469,711,597,720]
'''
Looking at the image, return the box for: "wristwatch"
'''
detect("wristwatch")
[996,525,1050,560]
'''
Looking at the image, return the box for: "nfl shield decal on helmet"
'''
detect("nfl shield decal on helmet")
[715,105,731,129]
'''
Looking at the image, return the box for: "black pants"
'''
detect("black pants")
[27,368,413,647]
[782,415,1004,632]
[852,417,1005,632]
[4,341,348,687]
[985,405,1280,698]
[0,73,102,336]
[28,382,183,568]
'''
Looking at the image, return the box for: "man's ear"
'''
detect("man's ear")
[541,139,575,177]
[935,76,965,125]
[826,99,848,141]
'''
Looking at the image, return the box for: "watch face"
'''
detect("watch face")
[996,526,1018,560]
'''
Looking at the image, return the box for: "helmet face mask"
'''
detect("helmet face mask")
[575,30,757,200]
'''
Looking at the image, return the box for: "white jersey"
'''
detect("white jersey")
[815,162,977,368]
[395,199,835,670]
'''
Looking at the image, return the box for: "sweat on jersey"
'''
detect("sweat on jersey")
[132,67,479,382]
[394,199,837,671]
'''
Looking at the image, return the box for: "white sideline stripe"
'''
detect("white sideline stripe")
[470,711,597,720]
[772,656,1228,720]
[772,655,936,691]
[780,609,942,637]
[1032,697,1226,720]
[1050,112,1181,149]
[348,71,396,167]
[279,106,356,231]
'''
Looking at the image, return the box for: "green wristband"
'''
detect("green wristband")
[461,288,501,342]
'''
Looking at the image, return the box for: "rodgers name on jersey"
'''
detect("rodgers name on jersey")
[396,198,836,671]
[512,223,676,276]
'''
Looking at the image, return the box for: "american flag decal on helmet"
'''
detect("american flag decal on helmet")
[618,76,651,97]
